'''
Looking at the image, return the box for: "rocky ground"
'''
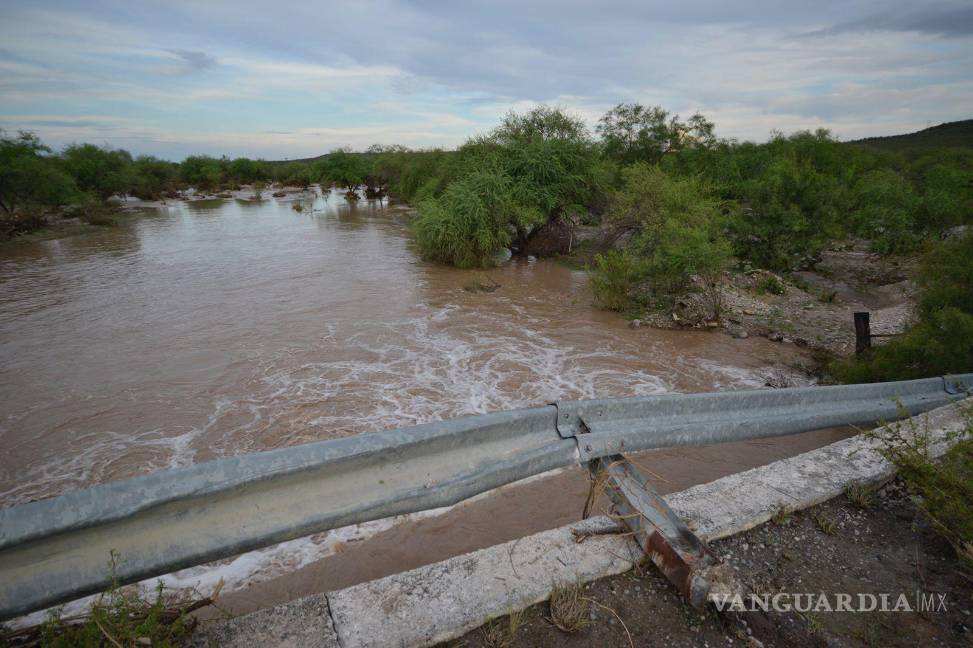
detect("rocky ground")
[619,239,919,363]
[448,479,973,647]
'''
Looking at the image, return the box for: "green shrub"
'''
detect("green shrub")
[918,231,973,318]
[179,155,224,190]
[60,143,135,200]
[413,170,537,268]
[412,106,608,266]
[666,129,864,270]
[592,164,731,310]
[850,169,919,254]
[911,150,973,231]
[867,411,973,568]
[589,250,646,311]
[758,275,786,295]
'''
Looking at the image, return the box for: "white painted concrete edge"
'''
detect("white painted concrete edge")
[188,401,970,648]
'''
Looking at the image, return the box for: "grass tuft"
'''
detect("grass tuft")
[812,511,837,535]
[845,482,874,509]
[479,607,533,648]
[547,580,590,634]
[771,504,792,526]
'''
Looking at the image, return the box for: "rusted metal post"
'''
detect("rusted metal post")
[854,312,871,355]
[588,454,733,608]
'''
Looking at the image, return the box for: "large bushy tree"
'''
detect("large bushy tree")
[60,143,135,199]
[314,148,370,195]
[414,106,610,267]
[598,103,716,165]
[0,131,76,216]
[590,164,730,313]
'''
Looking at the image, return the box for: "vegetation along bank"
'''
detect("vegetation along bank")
[2,111,971,383]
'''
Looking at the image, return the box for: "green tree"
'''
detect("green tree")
[591,164,731,312]
[315,148,369,195]
[60,143,135,199]
[227,157,270,185]
[131,155,179,199]
[411,106,608,266]
[725,130,854,270]
[597,103,716,165]
[850,168,919,254]
[912,152,973,231]
[180,155,224,190]
[0,131,76,217]
[274,161,314,189]
[918,230,973,318]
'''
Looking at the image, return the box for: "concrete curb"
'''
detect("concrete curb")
[188,402,968,648]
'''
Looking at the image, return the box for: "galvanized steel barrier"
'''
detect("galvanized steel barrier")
[0,375,970,620]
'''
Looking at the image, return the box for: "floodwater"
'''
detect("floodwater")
[0,189,844,609]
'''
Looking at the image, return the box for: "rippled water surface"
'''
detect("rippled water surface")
[0,192,803,508]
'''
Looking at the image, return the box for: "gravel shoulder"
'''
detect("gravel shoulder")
[448,481,972,647]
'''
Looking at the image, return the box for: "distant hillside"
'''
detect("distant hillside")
[277,120,973,163]
[848,120,973,154]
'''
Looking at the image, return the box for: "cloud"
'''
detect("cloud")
[168,49,217,71]
[806,4,973,38]
[0,0,970,158]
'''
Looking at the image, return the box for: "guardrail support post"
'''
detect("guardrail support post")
[854,311,871,355]
[587,454,734,608]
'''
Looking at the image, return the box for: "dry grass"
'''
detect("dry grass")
[771,504,793,526]
[478,607,533,648]
[813,510,837,535]
[845,482,874,509]
[547,580,590,634]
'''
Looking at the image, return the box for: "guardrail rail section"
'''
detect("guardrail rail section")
[1,374,970,619]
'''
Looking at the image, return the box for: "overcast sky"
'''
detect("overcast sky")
[1,0,971,160]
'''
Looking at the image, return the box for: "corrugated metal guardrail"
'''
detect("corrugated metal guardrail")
[0,375,970,620]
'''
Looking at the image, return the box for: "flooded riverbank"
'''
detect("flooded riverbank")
[0,189,819,610]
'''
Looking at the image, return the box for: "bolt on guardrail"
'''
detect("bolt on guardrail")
[0,375,970,620]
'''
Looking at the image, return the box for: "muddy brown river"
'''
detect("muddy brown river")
[0,190,848,614]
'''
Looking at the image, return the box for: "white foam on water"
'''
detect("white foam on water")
[5,291,808,626]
